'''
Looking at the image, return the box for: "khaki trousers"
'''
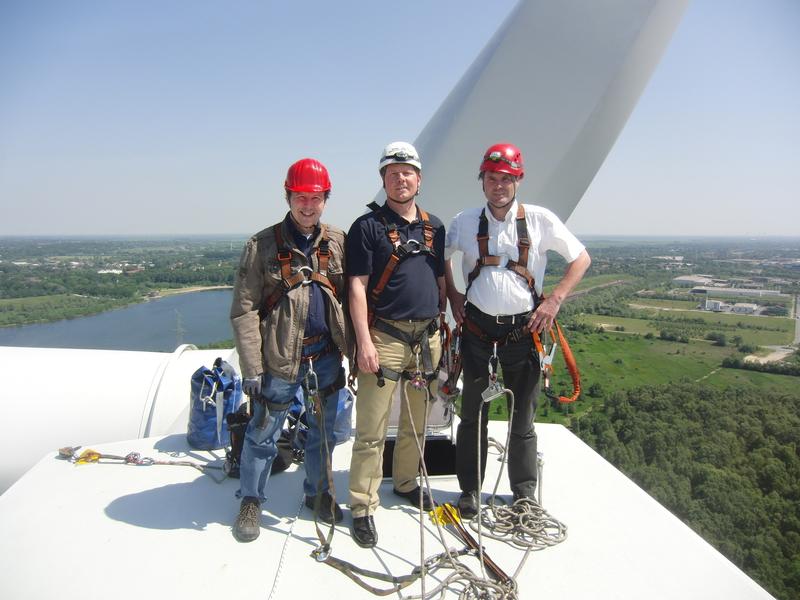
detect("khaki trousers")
[349,319,441,518]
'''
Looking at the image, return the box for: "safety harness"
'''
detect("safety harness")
[466,205,536,296]
[366,201,435,314]
[463,204,581,403]
[264,222,337,313]
[372,318,439,388]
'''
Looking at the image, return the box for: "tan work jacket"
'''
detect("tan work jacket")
[230,216,349,381]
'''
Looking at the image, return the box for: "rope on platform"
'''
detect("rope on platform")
[267,495,305,600]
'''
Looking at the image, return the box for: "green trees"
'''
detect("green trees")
[575,382,800,599]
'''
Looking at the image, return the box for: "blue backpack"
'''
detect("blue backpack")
[187,358,243,450]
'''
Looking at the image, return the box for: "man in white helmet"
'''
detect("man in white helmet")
[346,141,446,548]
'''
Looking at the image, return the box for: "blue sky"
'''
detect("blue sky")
[1,1,798,237]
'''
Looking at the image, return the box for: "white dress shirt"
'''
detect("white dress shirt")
[445,200,585,316]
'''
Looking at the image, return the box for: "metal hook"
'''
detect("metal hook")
[305,358,319,396]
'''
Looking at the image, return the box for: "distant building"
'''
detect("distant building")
[97,269,123,274]
[704,299,726,312]
[673,275,713,287]
[731,303,758,314]
[690,286,782,298]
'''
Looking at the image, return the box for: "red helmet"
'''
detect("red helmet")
[479,143,524,178]
[284,158,331,193]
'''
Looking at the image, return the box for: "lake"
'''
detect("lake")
[0,290,234,352]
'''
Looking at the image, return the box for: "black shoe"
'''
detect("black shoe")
[512,494,538,505]
[457,491,479,520]
[512,492,536,504]
[352,515,377,548]
[393,486,434,511]
[305,491,344,524]
[233,497,261,542]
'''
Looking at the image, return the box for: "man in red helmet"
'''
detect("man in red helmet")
[229,158,350,542]
[444,143,591,519]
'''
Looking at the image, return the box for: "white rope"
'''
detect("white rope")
[266,495,305,600]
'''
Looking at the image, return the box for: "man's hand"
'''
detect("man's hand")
[243,376,262,397]
[528,296,561,333]
[448,289,466,325]
[528,250,591,333]
[356,338,380,374]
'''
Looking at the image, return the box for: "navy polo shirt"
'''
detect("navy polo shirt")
[346,202,445,320]
[286,217,329,339]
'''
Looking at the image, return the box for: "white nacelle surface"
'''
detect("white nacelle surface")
[0,345,238,494]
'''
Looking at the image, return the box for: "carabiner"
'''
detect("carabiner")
[312,544,330,562]
[305,358,319,397]
[406,239,422,254]
[297,265,314,285]
[487,341,499,382]
[410,350,426,390]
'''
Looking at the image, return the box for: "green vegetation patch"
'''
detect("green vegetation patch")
[0,294,133,327]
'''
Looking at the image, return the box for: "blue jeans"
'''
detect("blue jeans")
[238,342,341,502]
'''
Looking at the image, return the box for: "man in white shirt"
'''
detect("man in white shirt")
[444,142,591,519]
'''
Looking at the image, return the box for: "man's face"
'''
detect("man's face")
[482,171,518,208]
[288,191,326,231]
[383,163,421,203]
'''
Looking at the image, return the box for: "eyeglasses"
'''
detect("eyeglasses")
[485,151,521,169]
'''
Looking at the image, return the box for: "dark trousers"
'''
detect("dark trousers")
[456,310,541,499]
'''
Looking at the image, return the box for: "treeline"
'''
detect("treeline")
[574,382,800,599]
[0,295,133,327]
[0,263,234,300]
[722,356,800,377]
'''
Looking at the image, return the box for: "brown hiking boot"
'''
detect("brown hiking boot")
[233,496,261,542]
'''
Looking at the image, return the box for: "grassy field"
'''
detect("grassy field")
[629,298,699,310]
[478,329,800,426]
[577,309,795,346]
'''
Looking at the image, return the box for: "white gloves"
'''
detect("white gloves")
[243,376,262,397]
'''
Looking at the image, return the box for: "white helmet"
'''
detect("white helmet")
[379,141,422,172]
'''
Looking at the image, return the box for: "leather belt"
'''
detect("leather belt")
[303,333,328,346]
[465,303,532,327]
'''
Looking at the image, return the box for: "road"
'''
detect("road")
[795,295,799,344]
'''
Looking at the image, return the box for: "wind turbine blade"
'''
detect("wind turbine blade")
[409,0,689,225]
